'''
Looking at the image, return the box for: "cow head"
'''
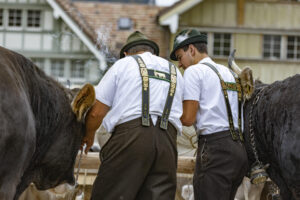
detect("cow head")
[228,49,254,100]
[28,83,95,192]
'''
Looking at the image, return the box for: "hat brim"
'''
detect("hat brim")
[120,39,159,58]
[170,35,207,61]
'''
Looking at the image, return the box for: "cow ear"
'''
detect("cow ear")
[240,67,254,100]
[71,83,95,122]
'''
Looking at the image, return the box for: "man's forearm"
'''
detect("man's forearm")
[181,100,199,126]
[85,109,103,140]
[83,100,110,153]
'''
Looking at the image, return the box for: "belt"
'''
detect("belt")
[198,130,232,141]
[115,117,177,133]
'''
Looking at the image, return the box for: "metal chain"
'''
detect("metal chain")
[75,144,86,187]
[249,87,266,166]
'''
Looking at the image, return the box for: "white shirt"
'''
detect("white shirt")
[183,57,242,135]
[95,52,184,134]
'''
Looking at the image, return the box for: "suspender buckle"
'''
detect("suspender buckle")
[142,117,150,127]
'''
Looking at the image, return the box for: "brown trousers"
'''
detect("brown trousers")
[91,117,178,200]
[193,130,248,200]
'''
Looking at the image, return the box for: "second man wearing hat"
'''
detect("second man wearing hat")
[82,31,184,199]
[171,29,248,200]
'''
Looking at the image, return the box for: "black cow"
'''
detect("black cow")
[243,75,300,200]
[0,46,95,200]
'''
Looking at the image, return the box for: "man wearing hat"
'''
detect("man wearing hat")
[82,31,184,199]
[170,29,248,200]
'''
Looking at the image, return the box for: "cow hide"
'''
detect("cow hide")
[0,46,94,200]
[243,74,300,200]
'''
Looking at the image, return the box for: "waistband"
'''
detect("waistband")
[115,117,176,133]
[198,130,232,141]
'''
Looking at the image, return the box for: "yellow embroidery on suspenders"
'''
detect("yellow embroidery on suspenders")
[142,76,149,90]
[170,74,176,96]
[138,58,149,92]
[202,62,243,141]
[133,55,177,130]
[140,68,148,76]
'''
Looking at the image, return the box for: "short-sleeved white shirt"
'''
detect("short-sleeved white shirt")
[95,52,184,134]
[183,57,242,135]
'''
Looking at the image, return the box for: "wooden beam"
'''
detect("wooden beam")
[237,0,245,26]
[75,152,196,174]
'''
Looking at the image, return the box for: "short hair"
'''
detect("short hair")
[182,42,207,54]
[126,44,155,54]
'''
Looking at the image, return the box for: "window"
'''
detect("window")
[118,17,132,30]
[71,61,85,78]
[287,36,300,60]
[0,9,3,26]
[8,9,22,27]
[27,10,41,28]
[263,35,281,59]
[51,60,64,78]
[213,33,231,56]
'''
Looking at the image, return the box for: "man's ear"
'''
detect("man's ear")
[189,44,195,56]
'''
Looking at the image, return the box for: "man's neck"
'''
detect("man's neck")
[194,53,208,64]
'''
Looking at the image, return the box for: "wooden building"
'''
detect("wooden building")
[159,0,300,83]
[0,0,107,86]
[0,0,167,86]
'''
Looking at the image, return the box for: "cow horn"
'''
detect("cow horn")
[228,49,242,75]
[228,49,254,100]
[71,83,95,122]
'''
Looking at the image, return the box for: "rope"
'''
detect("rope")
[75,144,86,187]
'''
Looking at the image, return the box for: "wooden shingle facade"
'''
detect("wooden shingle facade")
[0,0,104,86]
[159,0,300,83]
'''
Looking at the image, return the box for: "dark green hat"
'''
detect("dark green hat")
[170,29,207,61]
[120,31,159,58]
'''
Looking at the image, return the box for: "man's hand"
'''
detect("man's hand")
[81,134,95,154]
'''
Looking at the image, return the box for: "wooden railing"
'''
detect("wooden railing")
[75,152,195,174]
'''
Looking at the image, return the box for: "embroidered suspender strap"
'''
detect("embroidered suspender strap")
[132,55,150,126]
[132,55,177,129]
[160,62,177,130]
[224,82,239,91]
[147,69,171,82]
[202,62,238,141]
[228,69,244,141]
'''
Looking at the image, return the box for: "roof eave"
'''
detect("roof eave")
[46,0,107,70]
[158,0,203,33]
